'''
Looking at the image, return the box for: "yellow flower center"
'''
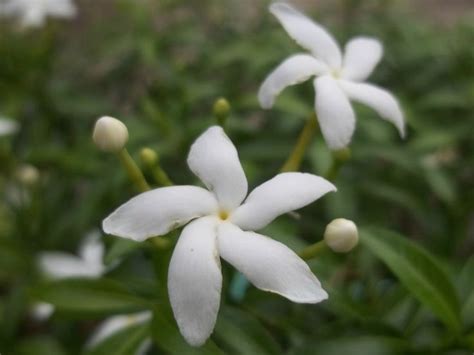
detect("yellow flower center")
[218,210,229,220]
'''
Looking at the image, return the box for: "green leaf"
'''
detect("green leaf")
[151,307,225,354]
[291,335,408,355]
[14,336,67,355]
[85,322,151,355]
[34,278,151,316]
[214,306,281,355]
[360,227,461,332]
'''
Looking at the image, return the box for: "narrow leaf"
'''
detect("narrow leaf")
[35,278,151,316]
[360,227,461,332]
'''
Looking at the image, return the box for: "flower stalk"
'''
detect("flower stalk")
[324,147,352,180]
[298,240,327,260]
[280,113,318,172]
[118,149,150,192]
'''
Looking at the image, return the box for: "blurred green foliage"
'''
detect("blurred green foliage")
[0,0,473,354]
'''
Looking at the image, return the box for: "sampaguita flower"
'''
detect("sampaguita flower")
[259,2,405,150]
[0,0,76,28]
[103,126,336,346]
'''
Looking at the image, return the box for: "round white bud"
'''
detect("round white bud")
[92,116,129,153]
[16,164,40,185]
[324,218,358,253]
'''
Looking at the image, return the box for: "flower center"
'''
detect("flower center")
[218,210,229,220]
[331,68,341,79]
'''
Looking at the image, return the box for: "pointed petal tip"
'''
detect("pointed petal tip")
[182,333,209,347]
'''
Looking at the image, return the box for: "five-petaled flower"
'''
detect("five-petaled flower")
[103,126,336,346]
[259,2,405,150]
[0,0,76,28]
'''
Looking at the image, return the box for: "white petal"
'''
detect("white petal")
[231,173,336,231]
[79,230,104,269]
[0,118,19,136]
[339,80,405,137]
[218,223,327,303]
[187,126,247,211]
[103,186,218,241]
[87,311,152,348]
[259,54,328,109]
[168,217,222,346]
[341,37,383,81]
[269,2,341,68]
[314,76,356,150]
[38,252,102,279]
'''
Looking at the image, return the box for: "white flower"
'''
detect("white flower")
[87,311,152,355]
[259,2,405,150]
[33,231,105,320]
[0,117,19,136]
[0,0,76,28]
[103,126,336,346]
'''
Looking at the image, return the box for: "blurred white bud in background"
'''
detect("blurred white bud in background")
[0,0,77,28]
[93,116,129,153]
[0,117,19,136]
[15,164,40,186]
[324,218,359,253]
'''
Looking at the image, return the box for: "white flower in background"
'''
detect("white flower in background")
[0,0,76,28]
[87,311,152,355]
[0,117,19,136]
[33,231,105,320]
[103,126,336,346]
[259,2,405,150]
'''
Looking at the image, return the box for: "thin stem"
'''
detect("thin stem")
[298,240,327,260]
[118,149,150,192]
[152,166,173,186]
[324,148,351,181]
[280,113,318,172]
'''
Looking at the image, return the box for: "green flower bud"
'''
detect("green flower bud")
[213,97,231,126]
[140,147,158,167]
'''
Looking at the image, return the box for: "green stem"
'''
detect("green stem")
[298,240,327,260]
[152,166,173,186]
[324,148,351,181]
[280,113,318,172]
[118,149,150,192]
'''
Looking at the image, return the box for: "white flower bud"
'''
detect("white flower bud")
[324,218,358,253]
[16,164,40,185]
[92,116,129,153]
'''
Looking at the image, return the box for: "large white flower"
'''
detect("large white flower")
[259,2,405,150]
[103,126,336,346]
[0,0,76,28]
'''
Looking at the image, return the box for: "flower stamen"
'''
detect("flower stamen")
[218,210,229,220]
